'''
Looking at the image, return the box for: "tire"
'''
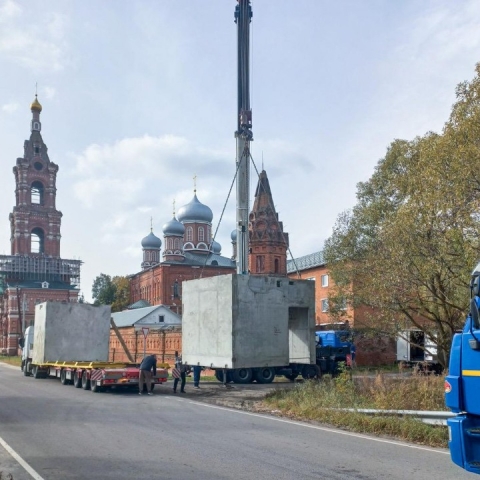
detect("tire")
[284,373,298,382]
[23,361,31,377]
[73,371,82,388]
[91,379,101,393]
[253,367,276,384]
[33,365,41,379]
[60,369,70,385]
[214,370,233,383]
[232,368,253,384]
[21,360,24,372]
[301,364,320,380]
[81,371,91,390]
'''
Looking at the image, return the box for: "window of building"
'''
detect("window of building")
[158,315,165,323]
[174,238,180,249]
[31,181,44,205]
[274,258,279,273]
[30,228,44,254]
[256,256,265,273]
[321,298,329,312]
[186,227,193,242]
[321,274,329,287]
[306,277,315,281]
[339,297,348,310]
[198,227,204,242]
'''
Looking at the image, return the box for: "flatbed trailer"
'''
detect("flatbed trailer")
[24,360,168,393]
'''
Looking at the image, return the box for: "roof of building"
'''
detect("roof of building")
[112,305,180,328]
[171,251,235,268]
[4,280,79,291]
[287,250,324,273]
[177,194,213,223]
[128,299,152,309]
[141,231,162,249]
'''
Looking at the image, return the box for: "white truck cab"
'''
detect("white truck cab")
[21,326,34,376]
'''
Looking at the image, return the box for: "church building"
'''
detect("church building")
[128,169,289,313]
[0,97,82,355]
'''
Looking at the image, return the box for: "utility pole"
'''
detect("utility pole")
[234,0,253,275]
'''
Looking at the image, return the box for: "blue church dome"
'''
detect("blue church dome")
[231,229,237,242]
[141,231,162,249]
[211,239,222,254]
[163,216,185,236]
[177,194,213,223]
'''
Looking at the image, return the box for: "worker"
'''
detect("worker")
[173,351,186,394]
[138,353,157,395]
[193,365,202,388]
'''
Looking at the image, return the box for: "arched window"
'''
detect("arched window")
[30,228,44,254]
[186,227,193,242]
[198,227,204,242]
[256,256,265,273]
[174,238,180,249]
[274,258,279,273]
[31,181,44,205]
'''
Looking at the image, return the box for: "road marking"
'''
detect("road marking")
[0,435,45,480]
[187,400,449,455]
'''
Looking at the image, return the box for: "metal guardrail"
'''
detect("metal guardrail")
[339,408,455,426]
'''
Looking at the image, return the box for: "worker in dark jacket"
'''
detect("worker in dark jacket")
[139,354,157,395]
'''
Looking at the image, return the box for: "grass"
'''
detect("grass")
[263,367,449,448]
[0,356,21,367]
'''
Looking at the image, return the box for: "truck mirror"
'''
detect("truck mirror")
[18,337,24,348]
[470,298,480,330]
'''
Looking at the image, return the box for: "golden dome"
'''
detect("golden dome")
[30,95,42,112]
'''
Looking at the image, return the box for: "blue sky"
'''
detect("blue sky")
[1,0,480,302]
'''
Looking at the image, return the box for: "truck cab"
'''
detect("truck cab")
[446,262,480,474]
[21,326,34,376]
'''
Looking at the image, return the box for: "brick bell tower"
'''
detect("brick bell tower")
[0,96,82,355]
[10,95,62,256]
[248,169,289,275]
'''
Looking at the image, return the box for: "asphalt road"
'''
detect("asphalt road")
[0,363,471,480]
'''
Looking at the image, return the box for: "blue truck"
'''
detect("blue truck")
[446,261,480,474]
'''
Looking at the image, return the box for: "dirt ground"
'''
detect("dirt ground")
[173,380,297,412]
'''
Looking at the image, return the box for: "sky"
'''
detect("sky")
[1,0,480,303]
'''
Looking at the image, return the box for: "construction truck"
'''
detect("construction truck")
[21,302,168,393]
[445,261,480,474]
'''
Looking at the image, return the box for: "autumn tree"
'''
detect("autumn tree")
[324,64,480,367]
[92,274,130,312]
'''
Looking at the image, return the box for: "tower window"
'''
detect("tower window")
[198,227,204,242]
[31,228,45,254]
[256,255,265,273]
[31,181,44,205]
[186,227,193,242]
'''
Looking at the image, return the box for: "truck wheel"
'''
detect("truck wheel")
[232,368,253,384]
[284,373,298,382]
[214,370,233,383]
[23,361,31,377]
[301,365,320,380]
[81,371,91,390]
[33,366,41,379]
[60,369,70,385]
[73,371,82,388]
[254,367,275,384]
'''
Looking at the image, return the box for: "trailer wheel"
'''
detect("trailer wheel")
[73,371,82,388]
[253,367,275,384]
[232,368,253,384]
[81,371,90,390]
[60,369,71,385]
[214,370,233,383]
[90,380,101,393]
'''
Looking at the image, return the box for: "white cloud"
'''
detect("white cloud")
[43,86,56,99]
[0,0,21,20]
[2,102,18,113]
[0,5,69,72]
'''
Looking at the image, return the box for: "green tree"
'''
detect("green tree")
[324,64,480,367]
[91,274,130,312]
[92,274,116,306]
[111,276,130,313]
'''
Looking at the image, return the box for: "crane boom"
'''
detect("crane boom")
[234,0,253,274]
